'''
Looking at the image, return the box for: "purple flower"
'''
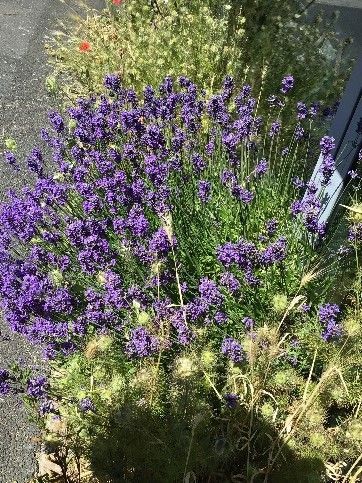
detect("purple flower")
[295,124,305,141]
[269,121,281,137]
[83,195,102,214]
[39,399,57,415]
[126,327,159,358]
[159,76,173,95]
[319,304,341,341]
[221,170,236,186]
[318,154,335,185]
[224,393,239,408]
[221,337,244,363]
[144,154,168,186]
[220,272,240,293]
[320,136,335,156]
[300,303,311,313]
[149,228,172,258]
[191,153,206,173]
[222,75,234,100]
[186,298,209,322]
[4,151,19,170]
[48,111,64,133]
[296,102,308,120]
[171,309,194,345]
[348,170,359,179]
[205,138,215,156]
[127,205,150,237]
[265,219,278,236]
[280,75,294,94]
[236,85,252,105]
[44,288,74,315]
[79,397,95,412]
[27,375,48,399]
[291,191,326,237]
[0,369,11,396]
[255,158,268,176]
[198,180,211,203]
[242,317,254,330]
[244,269,261,287]
[207,95,229,125]
[260,237,287,266]
[292,176,305,189]
[199,277,223,306]
[348,223,362,244]
[26,148,44,177]
[309,102,320,118]
[214,311,228,325]
[104,73,122,92]
[217,239,259,271]
[143,125,165,151]
[231,185,254,203]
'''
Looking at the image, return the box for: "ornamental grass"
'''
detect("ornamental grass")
[1,75,361,481]
[47,0,351,113]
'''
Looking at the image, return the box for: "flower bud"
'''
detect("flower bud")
[309,432,326,448]
[175,357,196,379]
[50,269,63,287]
[201,350,216,368]
[260,402,274,420]
[138,311,150,324]
[97,271,106,286]
[272,294,288,313]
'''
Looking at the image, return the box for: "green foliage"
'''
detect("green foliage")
[48,0,351,110]
[38,304,362,482]
[19,79,361,481]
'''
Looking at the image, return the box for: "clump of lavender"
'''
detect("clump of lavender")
[280,74,294,94]
[126,327,159,358]
[291,183,326,236]
[319,304,341,341]
[221,337,244,363]
[198,180,212,203]
[0,73,347,422]
[318,136,336,185]
[27,376,48,399]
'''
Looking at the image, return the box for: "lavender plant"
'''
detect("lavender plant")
[1,75,361,481]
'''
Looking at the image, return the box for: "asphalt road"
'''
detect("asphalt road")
[0,0,360,482]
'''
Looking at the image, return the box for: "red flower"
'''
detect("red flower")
[79,40,91,53]
[112,0,122,5]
